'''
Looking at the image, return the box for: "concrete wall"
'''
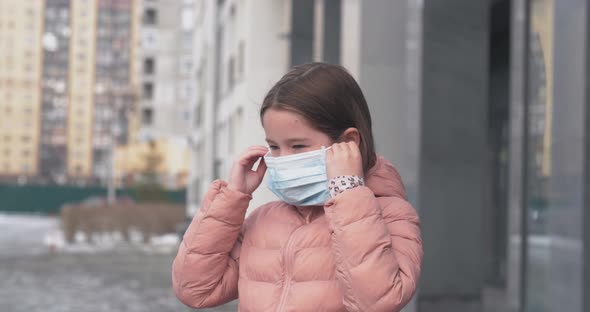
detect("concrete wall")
[188,0,291,214]
[419,2,489,307]
[139,0,189,140]
[347,1,490,311]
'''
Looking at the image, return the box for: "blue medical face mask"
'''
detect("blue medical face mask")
[264,147,332,206]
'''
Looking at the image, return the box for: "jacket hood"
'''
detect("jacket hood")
[365,155,406,199]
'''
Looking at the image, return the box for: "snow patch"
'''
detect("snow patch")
[0,214,180,256]
[43,229,180,255]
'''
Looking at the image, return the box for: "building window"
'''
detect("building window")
[22,164,30,172]
[142,107,154,125]
[228,119,234,154]
[144,58,155,75]
[182,32,192,50]
[60,8,69,19]
[143,82,154,99]
[22,150,30,157]
[227,57,235,92]
[181,56,192,75]
[183,109,191,122]
[143,31,157,49]
[22,136,30,142]
[238,41,245,79]
[180,81,193,100]
[195,103,203,127]
[143,8,157,25]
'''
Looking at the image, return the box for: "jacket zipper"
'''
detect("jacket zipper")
[276,226,304,312]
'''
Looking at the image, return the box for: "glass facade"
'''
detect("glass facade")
[40,0,70,183]
[93,0,134,181]
[525,1,554,311]
[514,0,589,311]
[401,1,590,311]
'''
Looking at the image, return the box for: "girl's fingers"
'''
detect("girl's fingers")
[331,142,342,154]
[336,142,350,156]
[242,145,268,158]
[239,148,268,165]
[237,148,268,172]
[328,142,344,160]
[346,141,359,156]
[247,145,269,153]
[340,142,350,154]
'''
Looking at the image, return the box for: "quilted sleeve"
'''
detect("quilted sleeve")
[172,180,251,308]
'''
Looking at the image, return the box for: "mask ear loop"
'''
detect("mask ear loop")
[321,146,332,162]
[263,146,273,158]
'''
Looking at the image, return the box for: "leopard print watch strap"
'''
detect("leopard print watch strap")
[328,175,365,198]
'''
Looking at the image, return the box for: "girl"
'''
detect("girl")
[172,63,422,312]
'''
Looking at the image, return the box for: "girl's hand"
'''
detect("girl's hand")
[227,146,268,194]
[326,142,364,180]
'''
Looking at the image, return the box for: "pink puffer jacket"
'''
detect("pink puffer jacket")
[172,156,422,311]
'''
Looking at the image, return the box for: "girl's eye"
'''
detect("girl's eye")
[269,145,278,150]
[292,145,306,149]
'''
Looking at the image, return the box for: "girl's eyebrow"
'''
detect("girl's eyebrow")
[265,138,309,144]
[285,138,309,143]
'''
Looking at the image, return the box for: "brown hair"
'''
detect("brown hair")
[260,63,376,173]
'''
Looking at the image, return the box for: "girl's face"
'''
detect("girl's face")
[263,108,334,157]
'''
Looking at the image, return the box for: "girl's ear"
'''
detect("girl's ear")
[339,128,361,146]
